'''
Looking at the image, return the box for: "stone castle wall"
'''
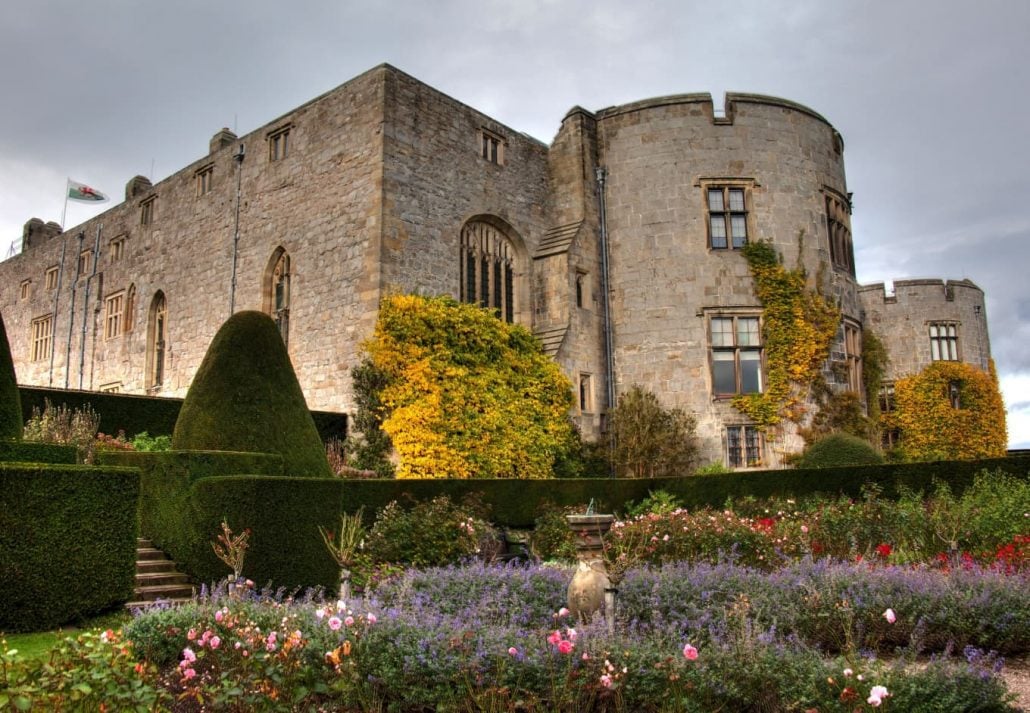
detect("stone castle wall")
[859,279,990,381]
[0,64,993,469]
[591,93,860,465]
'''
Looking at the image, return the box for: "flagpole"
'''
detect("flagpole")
[60,178,70,232]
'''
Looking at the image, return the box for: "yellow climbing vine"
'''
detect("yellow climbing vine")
[734,240,841,429]
[889,359,1007,461]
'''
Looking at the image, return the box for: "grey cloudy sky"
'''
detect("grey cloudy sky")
[2,0,1029,445]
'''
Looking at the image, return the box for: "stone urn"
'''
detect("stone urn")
[565,514,614,620]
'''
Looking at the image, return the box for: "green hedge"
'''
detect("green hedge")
[189,476,342,590]
[0,439,77,464]
[19,386,347,443]
[99,450,284,579]
[337,454,1030,527]
[0,463,139,632]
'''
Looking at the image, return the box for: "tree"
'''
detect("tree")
[172,311,331,477]
[0,313,23,440]
[361,294,577,479]
[609,385,698,478]
[890,360,1006,461]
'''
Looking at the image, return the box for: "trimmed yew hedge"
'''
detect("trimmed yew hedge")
[19,386,347,444]
[190,476,341,589]
[0,440,77,464]
[0,463,139,632]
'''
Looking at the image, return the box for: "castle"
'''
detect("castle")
[0,64,991,469]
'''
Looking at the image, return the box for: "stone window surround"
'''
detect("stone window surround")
[726,424,764,469]
[268,124,293,162]
[195,163,214,196]
[823,186,855,276]
[843,319,862,393]
[479,127,505,166]
[578,373,594,414]
[929,321,960,362]
[109,235,127,262]
[104,290,126,340]
[78,249,93,277]
[30,314,53,362]
[140,196,156,227]
[19,280,30,300]
[697,177,756,251]
[703,307,764,398]
[45,266,59,290]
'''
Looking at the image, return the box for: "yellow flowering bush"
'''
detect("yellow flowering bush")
[363,294,576,478]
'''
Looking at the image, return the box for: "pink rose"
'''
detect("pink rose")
[328,616,342,631]
[557,607,570,618]
[883,608,896,624]
[182,667,196,680]
[508,646,519,656]
[557,639,574,655]
[600,673,613,688]
[367,613,377,624]
[344,616,355,627]
[683,644,698,660]
[210,636,221,649]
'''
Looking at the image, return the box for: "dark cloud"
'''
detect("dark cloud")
[1,0,1028,440]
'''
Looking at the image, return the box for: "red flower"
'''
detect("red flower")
[876,543,892,558]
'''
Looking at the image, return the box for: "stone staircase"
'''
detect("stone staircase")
[125,538,195,610]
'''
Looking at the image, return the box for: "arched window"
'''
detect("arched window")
[124,283,136,333]
[263,248,291,346]
[146,291,167,391]
[459,221,516,323]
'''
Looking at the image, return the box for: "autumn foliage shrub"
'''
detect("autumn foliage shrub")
[361,294,576,479]
[890,360,1007,461]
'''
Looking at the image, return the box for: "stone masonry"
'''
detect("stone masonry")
[0,64,993,470]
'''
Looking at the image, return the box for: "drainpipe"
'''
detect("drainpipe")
[48,233,68,386]
[595,166,616,476]
[64,232,84,389]
[229,142,245,315]
[79,224,101,389]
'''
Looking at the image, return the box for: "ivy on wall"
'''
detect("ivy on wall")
[361,294,576,479]
[734,240,841,430]
[890,359,1007,461]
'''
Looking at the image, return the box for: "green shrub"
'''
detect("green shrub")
[528,502,578,562]
[130,431,171,452]
[0,464,139,632]
[364,494,494,569]
[610,385,698,477]
[0,313,22,440]
[172,311,331,477]
[797,431,884,469]
[624,489,683,517]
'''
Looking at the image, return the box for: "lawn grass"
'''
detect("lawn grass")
[2,610,132,662]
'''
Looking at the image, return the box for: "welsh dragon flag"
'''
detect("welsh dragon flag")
[67,179,108,202]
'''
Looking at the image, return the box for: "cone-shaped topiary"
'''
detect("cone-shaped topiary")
[0,312,23,440]
[172,311,331,477]
[797,432,883,469]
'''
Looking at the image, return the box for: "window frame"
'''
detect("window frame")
[843,320,862,393]
[579,373,594,414]
[109,236,126,263]
[140,196,156,227]
[703,183,752,251]
[459,221,517,323]
[479,128,505,166]
[19,280,30,300]
[709,313,764,398]
[727,425,764,468]
[268,125,291,162]
[104,290,126,340]
[30,314,53,362]
[78,249,93,277]
[196,164,214,196]
[45,266,59,290]
[824,189,855,276]
[929,321,959,362]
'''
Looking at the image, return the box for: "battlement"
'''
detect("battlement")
[860,278,983,304]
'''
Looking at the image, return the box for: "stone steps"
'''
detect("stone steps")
[125,538,194,610]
